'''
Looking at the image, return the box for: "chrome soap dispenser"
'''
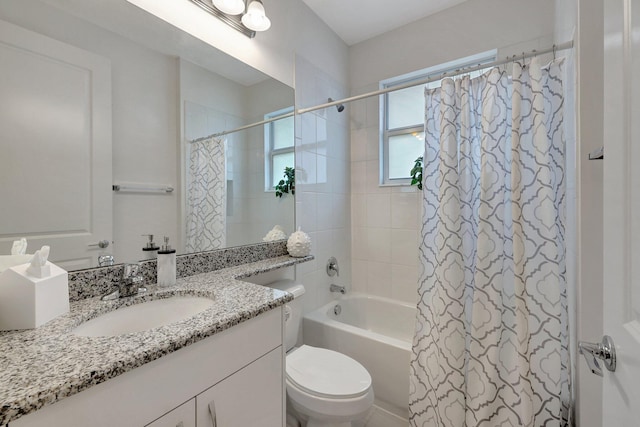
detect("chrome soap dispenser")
[157,236,176,287]
[141,234,159,260]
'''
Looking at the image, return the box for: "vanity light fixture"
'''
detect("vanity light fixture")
[189,0,271,38]
[241,0,271,31]
[212,0,245,15]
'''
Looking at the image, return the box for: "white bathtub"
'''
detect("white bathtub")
[303,294,415,419]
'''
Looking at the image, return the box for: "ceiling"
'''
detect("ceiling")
[302,0,470,46]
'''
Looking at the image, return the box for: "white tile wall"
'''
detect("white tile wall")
[349,90,421,305]
[295,56,352,314]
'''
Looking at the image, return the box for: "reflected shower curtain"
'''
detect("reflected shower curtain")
[410,58,571,426]
[185,136,226,252]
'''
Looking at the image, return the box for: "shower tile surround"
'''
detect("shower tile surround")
[0,240,312,425]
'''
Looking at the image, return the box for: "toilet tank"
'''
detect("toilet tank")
[268,280,305,352]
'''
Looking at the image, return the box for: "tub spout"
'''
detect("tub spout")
[330,284,346,294]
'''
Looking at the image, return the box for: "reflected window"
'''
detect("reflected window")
[265,107,295,190]
[380,50,496,185]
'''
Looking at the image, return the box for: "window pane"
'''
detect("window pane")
[272,116,294,150]
[388,132,424,180]
[387,85,424,129]
[272,151,295,188]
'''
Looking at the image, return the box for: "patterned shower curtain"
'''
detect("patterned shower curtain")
[185,136,226,253]
[410,58,571,427]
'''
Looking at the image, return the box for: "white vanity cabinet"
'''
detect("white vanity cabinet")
[11,308,284,427]
[196,348,282,426]
[145,399,196,427]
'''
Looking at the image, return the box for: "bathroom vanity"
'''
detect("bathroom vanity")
[0,251,311,427]
[12,309,282,427]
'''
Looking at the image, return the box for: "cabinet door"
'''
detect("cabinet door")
[145,399,195,427]
[196,347,283,427]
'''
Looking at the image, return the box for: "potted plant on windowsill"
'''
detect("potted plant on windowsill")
[410,156,423,190]
[275,166,295,198]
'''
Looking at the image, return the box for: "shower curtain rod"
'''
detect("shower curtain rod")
[297,40,574,115]
[190,110,295,142]
[191,40,573,142]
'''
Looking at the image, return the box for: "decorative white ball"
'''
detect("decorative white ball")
[263,225,287,242]
[287,227,312,257]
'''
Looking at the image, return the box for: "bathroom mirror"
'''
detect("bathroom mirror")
[0,0,295,270]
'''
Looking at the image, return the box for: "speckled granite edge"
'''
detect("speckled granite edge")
[0,254,312,425]
[68,240,289,301]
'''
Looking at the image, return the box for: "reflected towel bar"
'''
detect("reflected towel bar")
[112,184,174,193]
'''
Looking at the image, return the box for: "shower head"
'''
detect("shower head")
[328,98,345,113]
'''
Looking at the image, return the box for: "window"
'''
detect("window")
[264,107,295,190]
[380,50,496,185]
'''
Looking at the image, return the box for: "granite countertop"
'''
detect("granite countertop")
[0,255,311,425]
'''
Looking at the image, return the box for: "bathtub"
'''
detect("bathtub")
[303,294,415,419]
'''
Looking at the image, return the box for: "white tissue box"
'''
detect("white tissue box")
[0,262,69,330]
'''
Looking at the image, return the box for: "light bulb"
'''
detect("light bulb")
[241,0,271,31]
[212,0,245,15]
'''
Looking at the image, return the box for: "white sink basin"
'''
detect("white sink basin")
[73,296,215,337]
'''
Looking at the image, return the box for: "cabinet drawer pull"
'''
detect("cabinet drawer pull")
[208,401,217,427]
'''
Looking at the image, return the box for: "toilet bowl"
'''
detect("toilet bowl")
[286,345,374,427]
[268,280,374,427]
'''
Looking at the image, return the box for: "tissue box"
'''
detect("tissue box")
[0,262,69,330]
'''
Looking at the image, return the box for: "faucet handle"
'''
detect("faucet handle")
[98,254,114,267]
[327,257,340,277]
[122,263,141,279]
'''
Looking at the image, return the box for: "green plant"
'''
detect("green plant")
[410,156,423,190]
[275,166,295,198]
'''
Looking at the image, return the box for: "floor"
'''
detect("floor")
[286,404,408,427]
[359,405,408,427]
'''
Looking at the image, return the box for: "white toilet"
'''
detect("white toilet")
[270,280,374,427]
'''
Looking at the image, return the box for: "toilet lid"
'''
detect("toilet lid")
[286,345,372,399]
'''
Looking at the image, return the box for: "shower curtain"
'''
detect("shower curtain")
[185,136,226,252]
[410,58,570,427]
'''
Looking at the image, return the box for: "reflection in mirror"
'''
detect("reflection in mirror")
[0,0,294,271]
[183,104,295,252]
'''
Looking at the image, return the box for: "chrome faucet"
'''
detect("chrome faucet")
[102,263,147,301]
[327,257,340,277]
[98,254,114,267]
[330,284,346,294]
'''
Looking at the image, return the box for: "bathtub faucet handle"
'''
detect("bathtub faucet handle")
[327,257,340,277]
[330,284,346,294]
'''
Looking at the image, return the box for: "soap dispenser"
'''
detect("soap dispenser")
[157,236,176,287]
[141,234,160,260]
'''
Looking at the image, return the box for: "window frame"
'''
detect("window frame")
[379,50,497,186]
[264,106,295,192]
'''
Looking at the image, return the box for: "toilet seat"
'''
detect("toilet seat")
[286,345,372,399]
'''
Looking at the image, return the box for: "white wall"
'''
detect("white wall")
[348,0,557,304]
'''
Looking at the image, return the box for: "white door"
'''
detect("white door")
[601,0,640,424]
[0,20,112,270]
